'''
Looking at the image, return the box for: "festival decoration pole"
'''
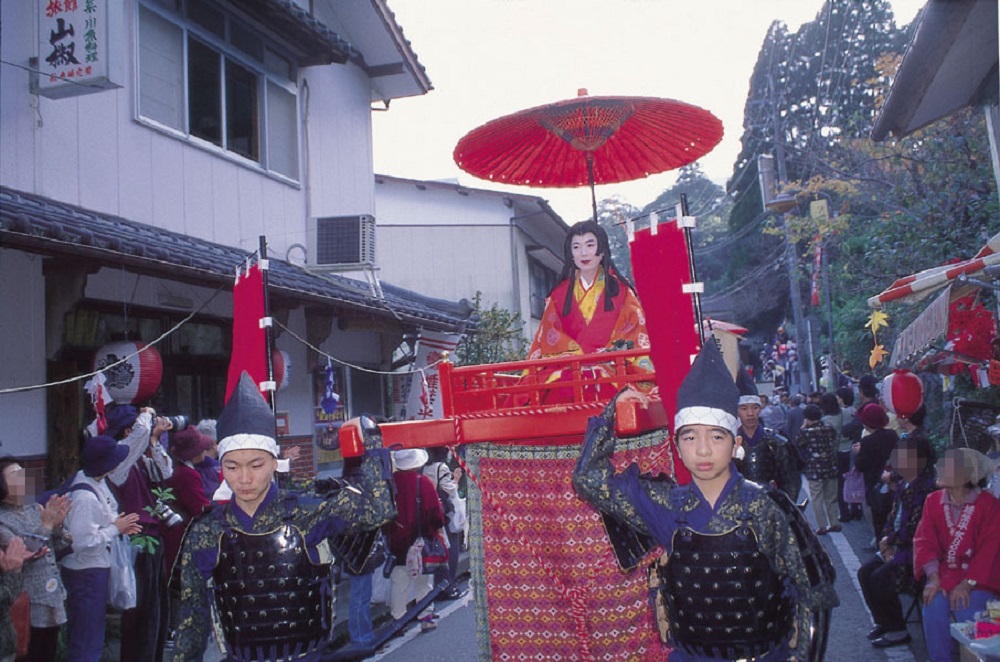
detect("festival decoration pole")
[679,193,706,344]
[259,235,276,413]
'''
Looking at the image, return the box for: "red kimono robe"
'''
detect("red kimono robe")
[525,269,652,403]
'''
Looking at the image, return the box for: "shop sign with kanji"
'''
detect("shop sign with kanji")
[35,0,121,99]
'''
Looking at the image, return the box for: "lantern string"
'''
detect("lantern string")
[0,284,226,395]
[272,320,448,377]
[2,278,453,395]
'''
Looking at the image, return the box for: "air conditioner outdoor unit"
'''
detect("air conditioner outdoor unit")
[307,215,376,270]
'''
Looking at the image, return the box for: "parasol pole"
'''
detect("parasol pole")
[586,153,598,222]
[679,193,706,344]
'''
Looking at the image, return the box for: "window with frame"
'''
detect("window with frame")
[528,258,559,320]
[137,1,299,179]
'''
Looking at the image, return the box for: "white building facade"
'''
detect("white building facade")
[373,175,568,342]
[0,0,472,482]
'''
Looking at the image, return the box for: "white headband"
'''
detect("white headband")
[217,433,279,459]
[675,406,739,437]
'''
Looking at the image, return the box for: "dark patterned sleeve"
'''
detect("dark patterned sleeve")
[302,449,397,539]
[0,569,21,609]
[171,515,218,661]
[755,495,839,660]
[572,413,653,537]
[774,434,802,500]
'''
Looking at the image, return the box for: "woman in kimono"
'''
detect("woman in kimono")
[525,220,652,403]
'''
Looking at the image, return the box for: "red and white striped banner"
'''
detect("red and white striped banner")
[868,231,1000,307]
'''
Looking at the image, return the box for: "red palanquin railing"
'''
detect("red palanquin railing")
[339,348,669,456]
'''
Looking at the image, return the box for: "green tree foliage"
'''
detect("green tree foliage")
[453,292,528,366]
[717,0,998,386]
[593,195,642,284]
[638,165,738,315]
[830,104,999,378]
[722,0,910,334]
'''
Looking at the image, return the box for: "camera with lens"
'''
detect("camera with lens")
[148,499,184,528]
[158,415,188,432]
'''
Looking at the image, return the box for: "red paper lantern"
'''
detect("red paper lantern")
[881,369,923,418]
[272,349,290,391]
[93,340,163,404]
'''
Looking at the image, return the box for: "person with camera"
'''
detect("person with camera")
[170,373,397,662]
[104,403,174,662]
[61,434,142,662]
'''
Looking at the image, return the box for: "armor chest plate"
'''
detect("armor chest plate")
[657,524,794,660]
[213,524,333,661]
[741,440,776,485]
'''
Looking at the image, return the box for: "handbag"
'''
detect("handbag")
[11,590,30,658]
[411,477,449,576]
[843,469,866,504]
[107,534,138,610]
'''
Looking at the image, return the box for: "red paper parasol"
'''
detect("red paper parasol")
[454,89,723,219]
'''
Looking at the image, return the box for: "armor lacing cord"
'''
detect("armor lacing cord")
[446,441,597,662]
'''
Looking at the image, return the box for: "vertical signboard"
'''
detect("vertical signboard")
[36,0,121,98]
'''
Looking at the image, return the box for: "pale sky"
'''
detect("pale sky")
[372,0,926,224]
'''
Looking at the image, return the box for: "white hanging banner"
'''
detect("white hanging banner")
[393,330,462,420]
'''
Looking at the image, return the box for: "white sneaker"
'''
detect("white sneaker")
[419,615,437,632]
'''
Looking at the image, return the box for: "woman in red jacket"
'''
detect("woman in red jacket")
[163,428,213,576]
[913,448,1000,662]
[388,449,445,631]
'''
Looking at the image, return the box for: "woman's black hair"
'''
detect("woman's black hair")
[0,456,16,503]
[427,447,450,463]
[558,220,633,317]
[819,392,841,417]
[897,433,935,470]
[858,374,878,399]
[905,403,927,428]
[836,386,854,407]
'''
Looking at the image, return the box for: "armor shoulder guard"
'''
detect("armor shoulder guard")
[764,488,837,590]
[765,428,789,445]
[604,469,674,572]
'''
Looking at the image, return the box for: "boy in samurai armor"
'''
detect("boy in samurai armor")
[733,368,802,501]
[171,373,396,662]
[573,341,838,661]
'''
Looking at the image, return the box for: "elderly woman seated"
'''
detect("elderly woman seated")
[857,435,936,648]
[914,448,1000,662]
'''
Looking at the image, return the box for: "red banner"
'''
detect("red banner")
[630,221,701,485]
[225,264,267,403]
[811,239,822,307]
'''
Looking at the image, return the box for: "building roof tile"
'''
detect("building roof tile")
[0,186,474,332]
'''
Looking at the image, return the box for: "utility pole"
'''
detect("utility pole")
[766,71,813,393]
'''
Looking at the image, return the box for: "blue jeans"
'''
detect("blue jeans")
[348,572,375,646]
[61,566,110,662]
[923,589,996,662]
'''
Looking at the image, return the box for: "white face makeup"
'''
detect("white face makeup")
[571,232,602,282]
